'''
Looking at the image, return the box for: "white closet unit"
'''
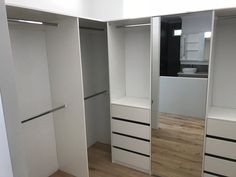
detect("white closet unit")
[6,6,89,177]
[204,9,236,177]
[79,19,110,148]
[107,18,151,173]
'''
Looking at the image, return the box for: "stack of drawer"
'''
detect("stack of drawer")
[204,118,236,177]
[111,103,151,173]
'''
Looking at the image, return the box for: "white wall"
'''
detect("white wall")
[159,77,207,118]
[0,94,13,177]
[181,11,212,34]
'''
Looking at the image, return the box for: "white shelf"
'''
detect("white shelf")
[177,72,208,77]
[208,106,236,122]
[180,59,209,65]
[111,97,151,109]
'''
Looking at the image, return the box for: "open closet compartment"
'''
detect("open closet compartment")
[107,18,151,173]
[79,19,111,148]
[204,9,236,177]
[7,6,89,177]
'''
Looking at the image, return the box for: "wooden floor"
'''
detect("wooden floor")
[152,112,205,177]
[50,170,76,177]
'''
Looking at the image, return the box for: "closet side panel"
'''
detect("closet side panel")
[125,27,151,98]
[0,2,28,177]
[212,18,236,108]
[107,23,126,101]
[46,18,89,177]
[9,27,58,177]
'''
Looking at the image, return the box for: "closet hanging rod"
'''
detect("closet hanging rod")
[7,18,58,27]
[84,90,107,100]
[21,105,66,124]
[80,26,105,31]
[116,23,151,28]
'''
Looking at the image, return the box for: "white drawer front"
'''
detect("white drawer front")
[207,118,236,139]
[112,147,150,172]
[204,173,217,177]
[112,119,150,140]
[205,156,236,177]
[112,133,150,155]
[206,137,236,159]
[111,104,150,124]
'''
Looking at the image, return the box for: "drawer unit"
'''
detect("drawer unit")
[205,155,236,177]
[207,118,236,140]
[112,133,150,155]
[112,147,150,172]
[112,118,150,140]
[205,137,236,160]
[111,104,150,124]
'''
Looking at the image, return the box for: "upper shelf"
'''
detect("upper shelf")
[111,96,151,109]
[208,106,236,122]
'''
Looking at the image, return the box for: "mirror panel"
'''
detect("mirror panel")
[151,11,213,177]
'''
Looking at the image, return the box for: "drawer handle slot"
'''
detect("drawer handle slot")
[113,146,150,157]
[205,153,236,162]
[206,134,236,143]
[112,117,150,126]
[113,132,150,142]
[204,170,227,177]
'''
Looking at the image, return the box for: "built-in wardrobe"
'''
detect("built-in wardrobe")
[5,6,89,177]
[204,9,236,177]
[107,18,152,173]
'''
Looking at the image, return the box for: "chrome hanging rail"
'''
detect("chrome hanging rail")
[21,105,66,124]
[7,18,58,27]
[116,23,151,28]
[84,90,107,100]
[80,26,105,31]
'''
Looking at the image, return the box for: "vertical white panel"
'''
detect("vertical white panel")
[107,23,126,101]
[46,18,89,177]
[9,26,59,177]
[0,94,13,177]
[151,17,161,129]
[125,27,150,98]
[0,1,28,177]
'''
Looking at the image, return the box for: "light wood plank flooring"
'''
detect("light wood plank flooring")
[50,170,76,177]
[152,112,205,177]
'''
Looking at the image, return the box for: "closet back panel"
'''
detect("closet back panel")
[212,18,236,108]
[9,25,58,177]
[0,2,28,177]
[125,27,150,98]
[107,24,126,101]
[46,18,89,177]
[80,29,110,147]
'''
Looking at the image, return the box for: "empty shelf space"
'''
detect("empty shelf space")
[208,106,236,122]
[111,97,151,109]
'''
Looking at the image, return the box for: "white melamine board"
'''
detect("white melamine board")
[0,94,13,177]
[111,103,150,124]
[205,156,236,176]
[212,18,236,108]
[46,18,89,177]
[208,106,236,122]
[206,137,236,159]
[159,76,207,118]
[112,147,150,172]
[111,97,150,109]
[125,27,150,98]
[9,26,59,177]
[207,118,236,139]
[151,17,161,129]
[112,119,150,139]
[0,3,28,177]
[107,23,126,101]
[112,133,150,155]
[80,27,110,147]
